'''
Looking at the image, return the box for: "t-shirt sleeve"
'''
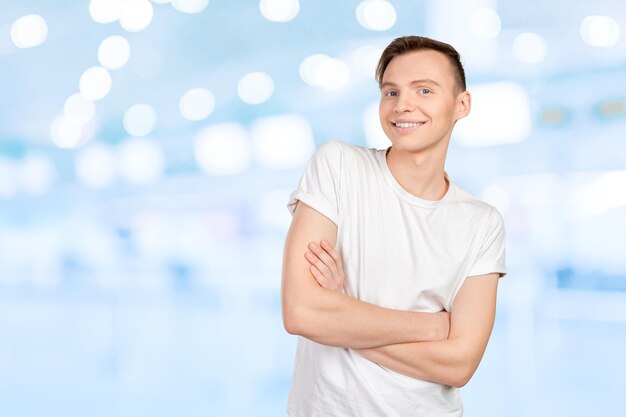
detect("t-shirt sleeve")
[467,207,507,278]
[286,141,343,225]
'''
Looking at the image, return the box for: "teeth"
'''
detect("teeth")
[395,122,423,128]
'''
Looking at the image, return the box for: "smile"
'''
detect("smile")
[391,121,426,128]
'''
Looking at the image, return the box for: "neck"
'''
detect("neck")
[385,145,449,201]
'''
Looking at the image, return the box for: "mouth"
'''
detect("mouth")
[390,120,426,130]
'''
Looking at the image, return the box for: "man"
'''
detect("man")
[281,36,507,416]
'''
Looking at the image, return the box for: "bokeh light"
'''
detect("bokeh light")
[259,0,300,22]
[470,8,501,39]
[64,93,96,126]
[299,54,351,90]
[75,144,116,189]
[513,32,548,64]
[118,138,165,184]
[51,116,83,149]
[580,15,621,48]
[172,0,210,14]
[455,81,532,146]
[355,0,396,31]
[179,88,215,121]
[350,44,383,77]
[194,123,251,176]
[89,0,123,24]
[119,0,154,32]
[19,154,56,195]
[10,14,48,49]
[98,35,131,70]
[237,72,275,104]
[79,66,112,101]
[251,114,315,169]
[123,104,157,137]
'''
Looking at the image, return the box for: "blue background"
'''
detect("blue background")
[1,1,625,416]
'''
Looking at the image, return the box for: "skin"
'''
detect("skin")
[282,49,499,388]
[379,49,470,200]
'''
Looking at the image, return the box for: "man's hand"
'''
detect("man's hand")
[304,240,450,341]
[304,240,346,292]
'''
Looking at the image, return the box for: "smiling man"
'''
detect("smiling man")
[281,36,507,417]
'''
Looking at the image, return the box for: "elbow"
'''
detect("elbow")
[448,360,480,388]
[449,371,472,388]
[282,307,301,335]
[282,301,310,336]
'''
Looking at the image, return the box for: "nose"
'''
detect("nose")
[393,94,415,113]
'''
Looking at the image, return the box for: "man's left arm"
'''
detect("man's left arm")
[355,273,500,388]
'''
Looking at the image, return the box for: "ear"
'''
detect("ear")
[454,90,471,121]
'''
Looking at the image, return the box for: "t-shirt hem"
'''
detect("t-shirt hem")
[467,264,507,278]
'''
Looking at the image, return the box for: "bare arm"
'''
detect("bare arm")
[281,201,449,349]
[356,273,500,387]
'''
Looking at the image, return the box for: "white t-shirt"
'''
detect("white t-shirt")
[285,140,507,417]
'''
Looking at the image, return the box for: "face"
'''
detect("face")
[378,49,470,153]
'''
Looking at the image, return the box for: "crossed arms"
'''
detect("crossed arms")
[281,202,500,388]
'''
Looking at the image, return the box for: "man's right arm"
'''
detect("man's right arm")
[281,201,449,349]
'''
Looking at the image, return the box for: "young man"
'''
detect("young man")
[281,36,507,416]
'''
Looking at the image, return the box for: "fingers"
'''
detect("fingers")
[320,240,343,268]
[309,264,331,288]
[305,251,332,277]
[308,242,336,271]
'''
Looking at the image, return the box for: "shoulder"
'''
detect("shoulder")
[449,183,504,226]
[321,140,381,162]
[313,140,379,166]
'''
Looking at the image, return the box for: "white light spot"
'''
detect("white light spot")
[10,15,48,49]
[194,123,251,176]
[350,44,383,77]
[513,32,548,64]
[356,0,396,32]
[98,35,131,70]
[455,82,532,146]
[470,8,501,39]
[363,101,390,149]
[237,72,274,104]
[64,93,96,126]
[89,0,124,24]
[123,103,157,137]
[481,185,510,213]
[573,171,626,218]
[179,88,215,121]
[19,154,56,195]
[51,116,84,149]
[251,114,315,169]
[119,0,154,32]
[171,0,210,14]
[79,66,112,101]
[259,0,300,23]
[299,54,350,91]
[76,144,116,189]
[118,139,165,184]
[580,15,620,48]
[151,0,171,3]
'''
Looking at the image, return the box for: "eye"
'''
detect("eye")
[418,88,432,94]
[384,90,398,97]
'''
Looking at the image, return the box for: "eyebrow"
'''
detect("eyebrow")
[380,79,442,89]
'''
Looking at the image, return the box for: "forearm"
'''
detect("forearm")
[357,338,475,388]
[284,286,447,349]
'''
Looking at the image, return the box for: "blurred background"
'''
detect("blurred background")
[1,0,625,416]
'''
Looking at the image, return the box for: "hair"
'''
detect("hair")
[375,35,466,93]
